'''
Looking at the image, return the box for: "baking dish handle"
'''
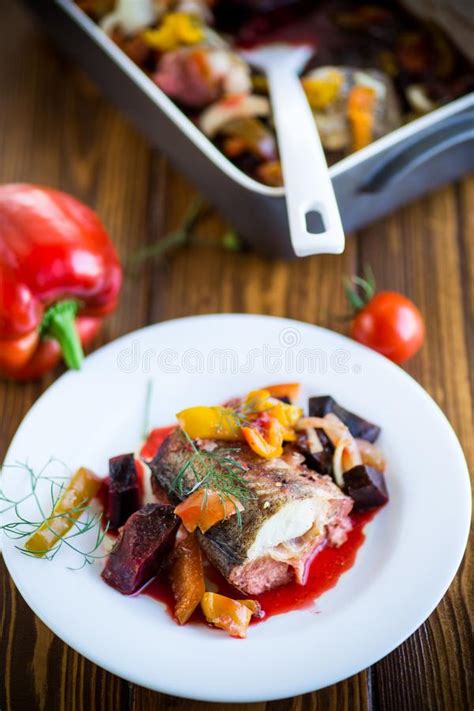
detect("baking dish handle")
[359,112,474,194]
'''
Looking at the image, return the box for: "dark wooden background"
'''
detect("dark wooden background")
[0,2,472,709]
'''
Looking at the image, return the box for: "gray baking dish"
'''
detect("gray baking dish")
[25,0,474,257]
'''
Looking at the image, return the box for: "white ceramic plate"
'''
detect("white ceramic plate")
[1,315,471,702]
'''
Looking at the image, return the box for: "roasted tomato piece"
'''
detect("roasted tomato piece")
[175,488,244,533]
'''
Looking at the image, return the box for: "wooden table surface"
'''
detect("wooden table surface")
[1,2,473,710]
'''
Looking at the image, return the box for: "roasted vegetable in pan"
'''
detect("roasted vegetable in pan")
[76,0,473,187]
[220,117,277,161]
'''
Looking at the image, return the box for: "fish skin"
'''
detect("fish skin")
[150,428,352,593]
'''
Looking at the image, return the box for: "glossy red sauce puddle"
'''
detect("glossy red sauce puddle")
[144,508,379,626]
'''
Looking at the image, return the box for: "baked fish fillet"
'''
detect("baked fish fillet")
[150,428,353,595]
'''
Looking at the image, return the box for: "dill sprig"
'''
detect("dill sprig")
[171,431,253,527]
[0,459,108,570]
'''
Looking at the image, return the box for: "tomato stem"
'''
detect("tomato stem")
[344,265,377,314]
[41,300,84,370]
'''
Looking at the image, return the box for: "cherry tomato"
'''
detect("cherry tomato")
[350,291,425,364]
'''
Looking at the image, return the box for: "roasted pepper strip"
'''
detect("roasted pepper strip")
[241,418,283,459]
[174,488,244,533]
[143,13,203,52]
[170,533,205,624]
[25,467,102,555]
[264,383,301,403]
[266,402,303,441]
[177,406,241,440]
[201,592,261,638]
[178,390,301,451]
[347,86,376,152]
[243,389,273,413]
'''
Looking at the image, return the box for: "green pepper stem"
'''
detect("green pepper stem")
[41,300,84,370]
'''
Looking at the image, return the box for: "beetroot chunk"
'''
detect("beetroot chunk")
[108,453,140,530]
[309,396,381,443]
[102,504,179,594]
[343,465,388,511]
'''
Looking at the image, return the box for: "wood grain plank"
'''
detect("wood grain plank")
[358,184,473,711]
[0,3,149,710]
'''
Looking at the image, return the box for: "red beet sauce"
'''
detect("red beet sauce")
[144,509,378,625]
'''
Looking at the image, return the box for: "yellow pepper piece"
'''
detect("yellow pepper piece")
[244,389,273,413]
[266,402,303,441]
[302,70,343,110]
[177,406,241,440]
[25,467,101,556]
[177,389,301,447]
[143,13,203,52]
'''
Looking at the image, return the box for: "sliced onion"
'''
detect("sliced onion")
[199,94,270,137]
[406,84,436,114]
[297,414,361,487]
[355,438,386,472]
[295,416,327,431]
[306,427,323,454]
[100,0,156,35]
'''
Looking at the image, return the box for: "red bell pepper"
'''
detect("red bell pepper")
[0,184,122,379]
